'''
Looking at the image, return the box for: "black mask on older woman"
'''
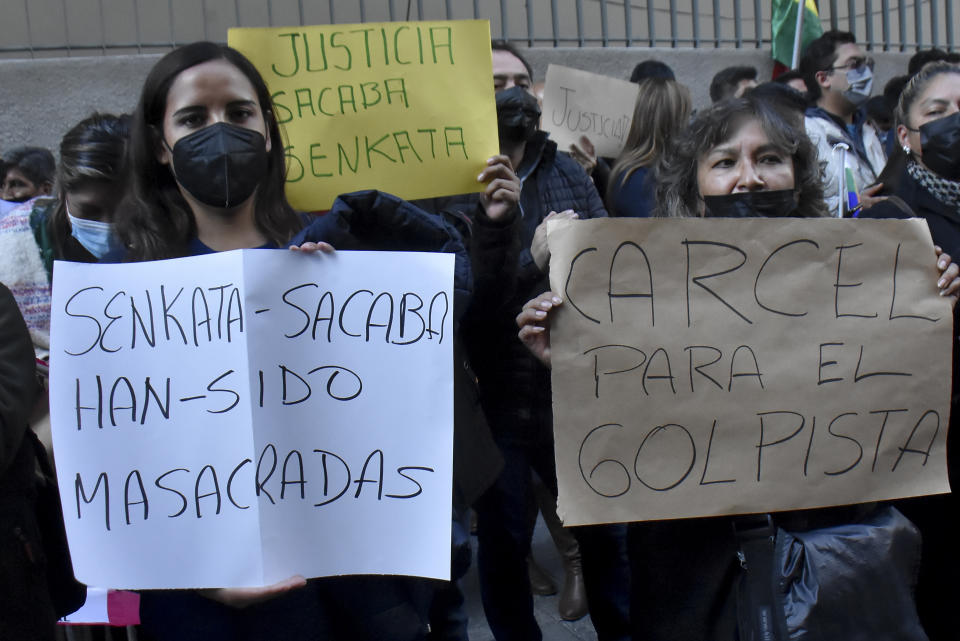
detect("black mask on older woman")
[702,190,800,218]
[918,111,960,182]
[495,86,541,145]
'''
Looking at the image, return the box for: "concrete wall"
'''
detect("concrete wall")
[0,47,913,159]
[0,55,158,153]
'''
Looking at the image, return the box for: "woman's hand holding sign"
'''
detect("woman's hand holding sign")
[517,291,563,368]
[200,575,308,609]
[289,241,336,254]
[935,246,960,306]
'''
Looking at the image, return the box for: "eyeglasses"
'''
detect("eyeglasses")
[826,57,875,73]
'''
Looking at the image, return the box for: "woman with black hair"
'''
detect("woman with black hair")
[115,42,327,641]
[0,282,55,641]
[116,42,301,260]
[113,40,519,641]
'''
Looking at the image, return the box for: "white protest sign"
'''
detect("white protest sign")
[50,250,453,589]
[542,64,639,158]
[547,218,952,525]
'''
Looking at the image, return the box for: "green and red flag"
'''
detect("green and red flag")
[772,0,823,72]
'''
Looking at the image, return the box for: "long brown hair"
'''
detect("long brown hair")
[607,78,691,214]
[118,42,300,261]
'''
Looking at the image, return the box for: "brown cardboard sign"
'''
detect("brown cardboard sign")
[547,218,952,525]
[541,64,638,158]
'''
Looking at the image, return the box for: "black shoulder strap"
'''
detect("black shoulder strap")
[733,515,782,641]
[882,195,917,218]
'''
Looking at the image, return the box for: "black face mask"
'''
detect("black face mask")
[167,122,269,208]
[495,86,541,145]
[918,111,960,182]
[702,190,800,218]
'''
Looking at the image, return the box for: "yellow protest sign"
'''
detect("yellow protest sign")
[229,20,499,211]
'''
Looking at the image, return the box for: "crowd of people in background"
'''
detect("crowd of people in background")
[3,26,960,641]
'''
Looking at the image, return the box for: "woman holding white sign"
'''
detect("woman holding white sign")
[111,39,521,641]
[518,94,960,641]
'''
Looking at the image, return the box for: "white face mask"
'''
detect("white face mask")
[68,210,120,259]
[843,66,874,107]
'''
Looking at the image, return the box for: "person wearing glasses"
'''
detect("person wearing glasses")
[799,31,887,216]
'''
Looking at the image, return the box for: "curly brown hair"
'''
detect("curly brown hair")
[655,95,828,218]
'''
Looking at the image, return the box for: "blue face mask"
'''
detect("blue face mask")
[68,210,121,258]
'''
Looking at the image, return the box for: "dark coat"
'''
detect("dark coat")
[462,132,608,445]
[0,284,37,483]
[0,282,57,640]
[292,190,503,509]
[608,166,657,218]
[857,156,960,641]
[859,164,960,484]
[863,163,960,258]
[292,190,472,324]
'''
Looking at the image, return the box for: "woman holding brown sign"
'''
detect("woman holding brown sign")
[517,94,960,641]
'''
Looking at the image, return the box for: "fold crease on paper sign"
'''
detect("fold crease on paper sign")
[50,250,454,588]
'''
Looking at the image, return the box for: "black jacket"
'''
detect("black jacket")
[462,132,608,445]
[292,190,502,509]
[0,282,58,640]
[0,283,37,489]
[292,190,472,323]
[861,164,960,483]
[864,163,960,258]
